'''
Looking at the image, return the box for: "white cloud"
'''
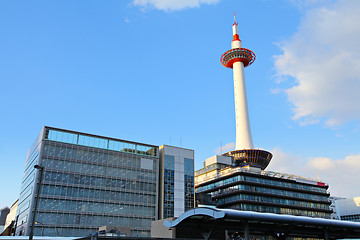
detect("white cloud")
[287,0,331,9]
[270,88,282,94]
[214,142,234,154]
[274,0,360,126]
[267,147,360,198]
[267,147,304,175]
[306,156,335,170]
[131,0,220,11]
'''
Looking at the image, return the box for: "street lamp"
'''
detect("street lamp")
[34,222,44,236]
[29,165,44,240]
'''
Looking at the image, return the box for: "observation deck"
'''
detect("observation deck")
[220,48,256,68]
[223,149,272,170]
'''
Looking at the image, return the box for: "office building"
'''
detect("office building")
[16,126,159,237]
[329,196,345,219]
[195,155,332,218]
[1,199,19,235]
[4,200,18,229]
[0,207,10,232]
[158,145,194,219]
[335,196,360,222]
[195,16,331,219]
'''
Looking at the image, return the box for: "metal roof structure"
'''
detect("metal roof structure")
[164,207,360,240]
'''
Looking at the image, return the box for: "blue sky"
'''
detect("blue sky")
[1,0,360,208]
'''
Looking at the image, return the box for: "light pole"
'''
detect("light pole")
[29,165,44,240]
[34,222,44,236]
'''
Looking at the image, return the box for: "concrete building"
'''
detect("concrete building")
[195,155,332,218]
[4,200,18,229]
[1,199,19,235]
[329,196,345,219]
[158,145,194,219]
[16,126,159,237]
[336,196,360,222]
[0,208,10,232]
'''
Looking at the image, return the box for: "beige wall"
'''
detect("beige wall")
[4,199,18,229]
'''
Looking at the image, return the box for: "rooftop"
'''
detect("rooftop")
[195,164,327,187]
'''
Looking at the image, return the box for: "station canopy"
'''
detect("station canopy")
[164,207,360,240]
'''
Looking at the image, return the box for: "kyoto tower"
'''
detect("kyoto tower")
[220,15,272,170]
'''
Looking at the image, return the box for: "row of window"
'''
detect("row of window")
[231,203,331,218]
[340,214,360,222]
[33,226,149,238]
[43,171,157,192]
[36,212,152,228]
[164,155,174,170]
[184,158,194,175]
[42,158,156,181]
[195,163,229,176]
[164,155,194,176]
[210,184,328,202]
[217,193,330,210]
[163,207,174,219]
[38,198,155,216]
[197,174,326,194]
[41,185,156,204]
[45,129,158,157]
[43,144,157,170]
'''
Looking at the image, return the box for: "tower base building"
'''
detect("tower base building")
[195,155,332,219]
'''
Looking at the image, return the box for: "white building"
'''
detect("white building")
[158,145,194,219]
[336,196,360,222]
[4,199,18,230]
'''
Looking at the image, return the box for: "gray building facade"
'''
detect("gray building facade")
[195,155,332,219]
[158,145,194,219]
[16,126,159,237]
[335,196,360,222]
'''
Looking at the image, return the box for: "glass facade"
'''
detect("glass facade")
[195,164,331,219]
[16,131,42,236]
[341,214,360,222]
[196,174,328,194]
[184,158,194,211]
[163,155,174,218]
[159,146,195,219]
[16,127,159,237]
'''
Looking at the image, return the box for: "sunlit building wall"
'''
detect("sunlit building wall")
[15,126,159,237]
[158,145,194,219]
[195,155,332,218]
[336,196,360,222]
[4,199,18,229]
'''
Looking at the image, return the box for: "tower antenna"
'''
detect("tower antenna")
[234,11,236,24]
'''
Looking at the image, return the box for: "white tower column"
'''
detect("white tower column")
[231,22,254,150]
[233,60,254,149]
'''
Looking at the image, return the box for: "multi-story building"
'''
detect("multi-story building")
[195,155,332,219]
[16,126,159,237]
[4,199,18,231]
[335,196,360,222]
[158,145,194,219]
[0,207,10,232]
[329,196,345,219]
